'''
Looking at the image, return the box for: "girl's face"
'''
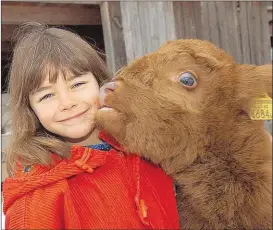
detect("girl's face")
[29,72,100,144]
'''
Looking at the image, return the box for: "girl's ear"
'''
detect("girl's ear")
[236,64,272,106]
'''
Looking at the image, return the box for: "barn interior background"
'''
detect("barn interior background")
[1,1,272,180]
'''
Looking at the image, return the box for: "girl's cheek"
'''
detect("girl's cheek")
[91,98,100,110]
[36,101,58,117]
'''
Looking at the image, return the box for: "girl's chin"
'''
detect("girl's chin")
[59,127,96,143]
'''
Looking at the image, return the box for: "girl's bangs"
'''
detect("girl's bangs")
[28,46,91,94]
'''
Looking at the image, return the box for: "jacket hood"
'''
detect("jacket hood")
[3,132,122,214]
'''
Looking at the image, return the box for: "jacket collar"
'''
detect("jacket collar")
[98,131,124,152]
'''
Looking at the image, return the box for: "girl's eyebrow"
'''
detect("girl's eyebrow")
[34,85,52,94]
[66,74,84,81]
[33,75,85,94]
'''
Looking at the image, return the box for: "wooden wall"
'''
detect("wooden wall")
[174,1,271,65]
[101,1,271,133]
[101,1,177,72]
[120,2,176,63]
[116,1,271,66]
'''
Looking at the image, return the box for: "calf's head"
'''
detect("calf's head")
[96,39,272,174]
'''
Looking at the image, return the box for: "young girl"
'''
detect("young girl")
[2,23,179,229]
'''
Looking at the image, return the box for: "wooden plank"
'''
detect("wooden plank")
[200,2,211,41]
[183,2,191,38]
[164,2,177,41]
[182,2,198,38]
[173,1,201,39]
[120,1,178,65]
[227,2,242,63]
[246,2,256,64]
[252,2,263,65]
[129,2,143,59]
[266,3,272,22]
[156,2,168,45]
[148,2,161,51]
[238,2,251,64]
[173,2,184,39]
[216,2,242,63]
[193,2,202,39]
[138,2,153,54]
[259,2,271,64]
[100,2,126,74]
[157,2,176,45]
[215,2,230,53]
[246,2,263,65]
[120,2,135,63]
[147,2,177,50]
[2,2,101,25]
[121,2,146,62]
[207,2,220,47]
[174,1,202,40]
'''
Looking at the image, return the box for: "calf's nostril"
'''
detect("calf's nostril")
[99,82,117,106]
[104,82,117,92]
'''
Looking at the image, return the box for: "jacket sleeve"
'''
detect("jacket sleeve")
[138,159,180,229]
[5,186,66,229]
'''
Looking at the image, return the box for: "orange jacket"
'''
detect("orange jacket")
[3,132,179,229]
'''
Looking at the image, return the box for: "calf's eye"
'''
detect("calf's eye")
[179,72,197,89]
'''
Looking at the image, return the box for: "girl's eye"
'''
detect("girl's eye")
[71,82,86,89]
[39,93,54,102]
[179,72,197,89]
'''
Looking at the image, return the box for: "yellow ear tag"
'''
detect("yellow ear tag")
[250,95,272,120]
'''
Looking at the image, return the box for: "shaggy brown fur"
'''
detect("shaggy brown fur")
[96,39,272,230]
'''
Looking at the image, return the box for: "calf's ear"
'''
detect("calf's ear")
[237,64,272,100]
[236,64,272,118]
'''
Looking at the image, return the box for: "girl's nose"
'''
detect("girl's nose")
[59,100,76,111]
[59,99,76,111]
[59,92,77,111]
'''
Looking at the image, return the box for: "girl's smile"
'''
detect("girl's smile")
[57,109,89,122]
[56,109,91,126]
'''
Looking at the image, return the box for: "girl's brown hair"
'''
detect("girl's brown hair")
[6,22,112,175]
